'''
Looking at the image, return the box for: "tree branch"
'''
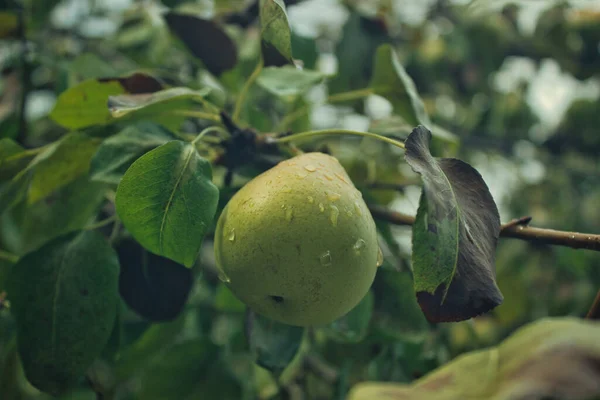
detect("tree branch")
[368,206,600,252]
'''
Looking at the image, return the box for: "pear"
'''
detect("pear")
[214,152,379,326]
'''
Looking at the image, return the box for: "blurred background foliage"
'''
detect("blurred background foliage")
[0,0,599,399]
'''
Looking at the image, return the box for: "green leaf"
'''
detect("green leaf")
[116,238,193,321]
[0,139,33,181]
[371,267,429,339]
[7,231,120,395]
[50,79,126,129]
[257,66,323,97]
[1,176,107,255]
[246,311,304,374]
[370,44,430,127]
[138,339,241,400]
[108,87,213,131]
[26,132,101,204]
[90,123,175,185]
[259,0,294,66]
[115,140,219,267]
[164,12,238,76]
[325,291,373,343]
[115,316,185,379]
[215,283,246,313]
[49,74,165,130]
[348,317,600,400]
[404,126,502,323]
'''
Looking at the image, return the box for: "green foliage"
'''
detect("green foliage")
[115,140,219,267]
[7,231,119,395]
[0,1,598,399]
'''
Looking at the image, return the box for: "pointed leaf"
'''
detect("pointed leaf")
[259,0,294,66]
[257,66,323,97]
[325,290,373,343]
[116,238,193,321]
[404,126,502,322]
[115,140,219,267]
[246,311,304,374]
[164,12,237,76]
[90,123,175,185]
[370,44,430,127]
[348,317,600,400]
[7,231,120,395]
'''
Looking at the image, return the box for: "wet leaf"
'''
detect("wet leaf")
[7,231,120,395]
[405,126,502,322]
[370,44,430,127]
[116,238,193,321]
[325,291,373,343]
[164,12,237,76]
[257,66,323,97]
[115,141,219,267]
[90,122,175,185]
[348,317,600,400]
[259,0,294,66]
[246,311,304,374]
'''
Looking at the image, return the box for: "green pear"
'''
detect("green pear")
[214,152,380,326]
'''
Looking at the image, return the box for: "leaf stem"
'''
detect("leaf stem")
[191,126,230,145]
[368,206,600,252]
[0,250,18,264]
[233,59,264,123]
[85,215,118,231]
[271,129,405,150]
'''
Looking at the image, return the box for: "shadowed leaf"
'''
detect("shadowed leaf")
[7,231,120,396]
[259,0,294,66]
[115,140,219,267]
[405,126,502,322]
[164,12,237,76]
[370,44,430,127]
[246,310,304,374]
[0,139,33,181]
[325,290,373,343]
[90,122,175,185]
[116,238,193,321]
[348,317,600,400]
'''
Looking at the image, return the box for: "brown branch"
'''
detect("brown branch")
[586,290,600,320]
[368,206,600,252]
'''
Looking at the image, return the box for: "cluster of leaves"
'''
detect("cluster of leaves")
[0,1,599,399]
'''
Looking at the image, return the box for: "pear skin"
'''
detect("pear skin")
[214,152,379,326]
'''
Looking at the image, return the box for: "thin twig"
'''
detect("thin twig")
[585,290,600,320]
[303,354,339,384]
[368,206,600,252]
